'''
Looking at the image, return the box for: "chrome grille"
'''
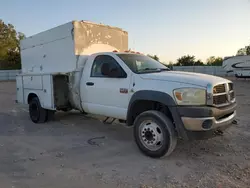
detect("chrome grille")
[213,84,226,94]
[229,91,235,100]
[213,94,227,105]
[212,82,235,106]
[228,83,233,91]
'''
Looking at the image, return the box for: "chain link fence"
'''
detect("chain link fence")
[173,66,233,77]
[0,70,21,81]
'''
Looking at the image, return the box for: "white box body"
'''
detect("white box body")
[20,21,128,74]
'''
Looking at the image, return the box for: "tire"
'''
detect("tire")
[29,97,48,123]
[46,110,55,121]
[61,108,71,112]
[133,110,177,158]
[81,111,88,115]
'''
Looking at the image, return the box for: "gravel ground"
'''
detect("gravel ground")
[0,80,249,188]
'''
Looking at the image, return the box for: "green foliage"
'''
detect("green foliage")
[206,56,223,66]
[246,46,250,55]
[237,48,247,55]
[236,45,250,56]
[175,55,204,66]
[147,54,160,61]
[0,19,25,70]
[195,59,204,66]
[166,61,174,70]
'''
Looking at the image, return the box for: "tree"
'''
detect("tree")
[237,48,247,55]
[194,59,204,66]
[166,61,174,70]
[236,45,250,56]
[148,54,160,61]
[246,46,250,55]
[0,19,25,69]
[206,56,223,66]
[176,55,195,66]
[175,55,203,66]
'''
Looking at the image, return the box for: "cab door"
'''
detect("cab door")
[81,54,132,119]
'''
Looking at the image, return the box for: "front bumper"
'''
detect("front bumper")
[182,110,236,131]
[171,102,237,140]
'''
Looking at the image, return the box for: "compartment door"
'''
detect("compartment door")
[16,76,24,103]
[42,75,55,109]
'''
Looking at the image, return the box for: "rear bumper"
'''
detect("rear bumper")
[170,102,237,140]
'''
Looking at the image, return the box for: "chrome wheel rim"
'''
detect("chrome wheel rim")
[138,120,163,151]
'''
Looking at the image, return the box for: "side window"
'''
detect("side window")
[91,55,125,77]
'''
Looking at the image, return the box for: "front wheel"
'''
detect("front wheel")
[134,110,177,158]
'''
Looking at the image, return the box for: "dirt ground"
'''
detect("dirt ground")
[0,80,249,188]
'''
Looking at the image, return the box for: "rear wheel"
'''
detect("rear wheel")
[61,107,72,112]
[134,110,177,158]
[29,97,48,123]
[46,110,56,121]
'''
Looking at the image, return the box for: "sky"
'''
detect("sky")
[1,0,250,63]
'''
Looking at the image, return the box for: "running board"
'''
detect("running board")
[103,117,116,124]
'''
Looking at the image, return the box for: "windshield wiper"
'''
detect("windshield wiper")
[139,68,170,72]
[159,68,170,71]
[143,68,160,71]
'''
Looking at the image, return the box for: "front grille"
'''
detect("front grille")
[230,92,235,100]
[228,83,233,91]
[212,82,235,106]
[213,84,226,93]
[213,94,227,105]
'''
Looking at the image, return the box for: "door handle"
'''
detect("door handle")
[86,82,94,86]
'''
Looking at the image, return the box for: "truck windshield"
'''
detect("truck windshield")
[117,54,169,74]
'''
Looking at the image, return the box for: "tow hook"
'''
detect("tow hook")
[232,120,238,125]
[214,130,223,136]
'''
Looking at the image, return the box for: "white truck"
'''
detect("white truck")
[16,20,237,158]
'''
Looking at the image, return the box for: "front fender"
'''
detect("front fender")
[126,90,188,140]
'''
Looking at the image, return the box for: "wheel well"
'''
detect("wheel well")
[127,100,173,126]
[27,93,38,104]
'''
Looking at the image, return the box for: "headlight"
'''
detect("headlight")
[173,88,206,105]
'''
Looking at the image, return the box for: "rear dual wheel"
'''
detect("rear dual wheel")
[134,110,177,158]
[29,97,54,123]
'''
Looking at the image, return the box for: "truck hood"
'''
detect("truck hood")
[140,71,229,87]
